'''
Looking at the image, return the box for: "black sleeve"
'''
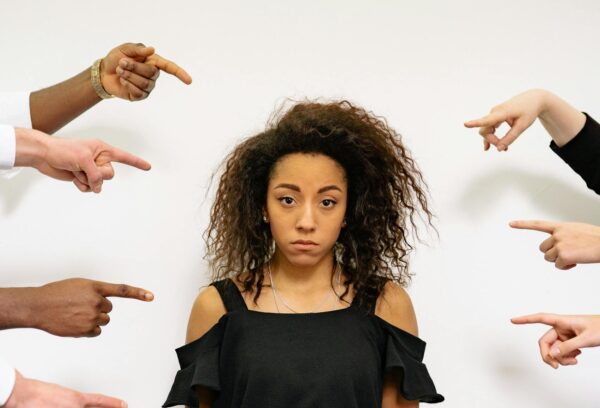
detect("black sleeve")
[550,113,600,195]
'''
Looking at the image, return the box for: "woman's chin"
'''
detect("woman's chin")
[279,251,331,268]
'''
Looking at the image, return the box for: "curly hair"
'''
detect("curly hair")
[205,100,433,310]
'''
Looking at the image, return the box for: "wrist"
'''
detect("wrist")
[92,59,113,100]
[13,128,50,169]
[530,89,552,117]
[0,288,40,330]
[3,371,24,408]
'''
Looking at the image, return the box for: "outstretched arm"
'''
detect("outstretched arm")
[3,371,127,408]
[30,42,192,134]
[14,127,151,193]
[512,313,600,369]
[0,278,153,337]
[509,220,600,269]
[464,89,586,151]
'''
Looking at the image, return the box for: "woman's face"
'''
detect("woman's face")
[266,153,347,268]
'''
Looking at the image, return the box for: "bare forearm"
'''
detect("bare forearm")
[538,90,586,147]
[0,287,38,330]
[14,128,48,168]
[30,67,101,134]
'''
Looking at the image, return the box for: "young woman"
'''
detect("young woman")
[164,101,444,407]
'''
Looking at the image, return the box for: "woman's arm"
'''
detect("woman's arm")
[30,42,192,134]
[186,286,227,408]
[376,282,419,408]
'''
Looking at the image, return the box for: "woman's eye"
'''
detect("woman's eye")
[322,199,337,208]
[279,196,295,205]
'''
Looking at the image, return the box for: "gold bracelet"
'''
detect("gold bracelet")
[91,58,113,99]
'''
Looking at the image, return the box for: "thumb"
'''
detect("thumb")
[551,335,588,358]
[119,43,155,59]
[79,158,103,193]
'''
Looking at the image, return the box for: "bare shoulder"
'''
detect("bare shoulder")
[186,285,227,343]
[374,281,418,336]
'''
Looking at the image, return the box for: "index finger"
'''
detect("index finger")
[105,146,151,171]
[95,281,154,301]
[81,392,126,408]
[146,54,192,84]
[464,111,507,129]
[511,313,559,326]
[509,220,557,233]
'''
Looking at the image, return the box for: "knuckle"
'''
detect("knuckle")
[94,295,104,309]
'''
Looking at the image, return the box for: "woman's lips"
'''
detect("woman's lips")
[291,240,318,250]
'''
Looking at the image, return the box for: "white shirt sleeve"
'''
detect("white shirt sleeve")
[0,95,32,399]
[0,125,16,170]
[0,92,32,128]
[0,91,31,175]
[0,358,16,406]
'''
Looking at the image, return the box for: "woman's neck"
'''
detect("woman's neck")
[269,250,335,292]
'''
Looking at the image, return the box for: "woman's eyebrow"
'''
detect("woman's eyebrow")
[273,184,343,193]
[318,185,342,193]
[274,183,300,192]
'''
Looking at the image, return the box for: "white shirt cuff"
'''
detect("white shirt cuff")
[0,92,32,129]
[0,125,16,170]
[0,359,16,406]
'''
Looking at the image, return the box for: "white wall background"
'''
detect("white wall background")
[1,0,600,406]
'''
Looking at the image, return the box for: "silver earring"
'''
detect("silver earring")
[334,241,344,263]
[341,219,347,228]
[263,215,269,223]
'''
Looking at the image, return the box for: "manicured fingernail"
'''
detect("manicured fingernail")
[119,60,129,68]
[497,144,506,151]
[551,348,561,357]
[116,67,123,75]
[144,292,154,301]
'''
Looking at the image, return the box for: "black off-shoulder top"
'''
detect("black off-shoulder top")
[163,279,444,407]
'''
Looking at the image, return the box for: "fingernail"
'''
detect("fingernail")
[145,292,154,301]
[121,401,128,408]
[551,348,561,357]
[116,67,123,75]
[119,60,129,68]
[497,144,506,151]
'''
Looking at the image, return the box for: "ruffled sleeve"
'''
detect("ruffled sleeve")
[380,318,444,403]
[162,317,226,408]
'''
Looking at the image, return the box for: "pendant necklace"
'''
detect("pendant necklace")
[268,261,341,314]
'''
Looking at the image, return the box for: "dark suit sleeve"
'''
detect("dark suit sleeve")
[550,113,600,195]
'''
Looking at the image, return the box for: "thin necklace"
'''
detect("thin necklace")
[268,261,341,314]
